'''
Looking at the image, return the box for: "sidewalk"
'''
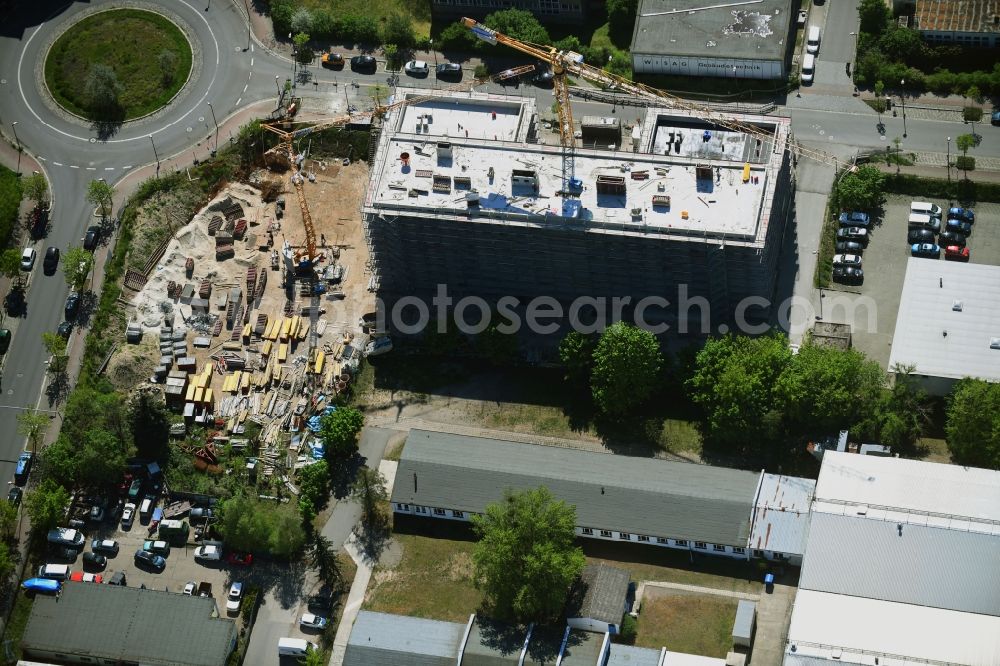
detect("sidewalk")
[874,161,1000,184]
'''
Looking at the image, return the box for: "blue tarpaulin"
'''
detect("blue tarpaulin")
[23,578,60,593]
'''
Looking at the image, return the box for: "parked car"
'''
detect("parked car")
[49,545,79,562]
[82,552,107,569]
[91,539,119,555]
[993,110,1000,126]
[838,211,870,227]
[226,552,253,566]
[7,486,22,506]
[0,328,10,355]
[108,571,126,586]
[57,321,73,340]
[127,478,143,500]
[194,544,222,561]
[404,60,429,75]
[190,507,214,520]
[321,52,344,68]
[20,247,36,271]
[350,55,377,71]
[907,228,936,244]
[134,549,166,572]
[945,245,970,261]
[22,578,61,595]
[65,291,81,320]
[143,540,170,555]
[937,231,967,248]
[42,246,59,275]
[911,242,941,258]
[946,218,973,236]
[121,502,136,528]
[300,613,329,630]
[70,571,103,583]
[435,62,462,79]
[83,226,100,251]
[48,528,85,548]
[226,582,243,613]
[836,227,868,243]
[832,254,862,267]
[183,581,197,595]
[13,451,33,486]
[948,206,975,223]
[835,240,864,253]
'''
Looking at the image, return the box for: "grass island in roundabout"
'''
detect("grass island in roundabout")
[44,8,193,121]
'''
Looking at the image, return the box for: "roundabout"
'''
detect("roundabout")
[44,8,193,122]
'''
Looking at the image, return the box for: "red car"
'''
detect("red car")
[70,571,103,583]
[944,245,970,261]
[226,552,253,566]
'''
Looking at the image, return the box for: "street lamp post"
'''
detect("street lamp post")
[900,79,907,138]
[149,134,160,176]
[947,136,952,182]
[207,102,218,153]
[243,0,251,51]
[11,121,20,174]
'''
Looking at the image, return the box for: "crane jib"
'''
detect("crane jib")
[471,26,497,45]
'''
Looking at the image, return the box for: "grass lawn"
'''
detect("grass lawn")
[1,592,34,662]
[0,165,23,244]
[635,592,737,657]
[300,0,432,39]
[918,437,952,463]
[584,539,759,595]
[365,526,483,622]
[45,9,192,120]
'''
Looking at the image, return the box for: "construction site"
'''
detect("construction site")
[363,88,793,328]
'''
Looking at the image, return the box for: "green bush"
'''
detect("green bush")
[963,106,984,122]
[474,63,489,79]
[617,614,637,644]
[0,166,23,246]
[956,156,976,171]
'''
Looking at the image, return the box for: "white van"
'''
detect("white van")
[806,26,821,54]
[801,54,815,83]
[908,213,941,232]
[278,637,317,657]
[911,201,942,217]
[139,496,155,519]
[38,564,70,580]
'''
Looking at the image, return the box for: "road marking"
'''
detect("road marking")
[69,165,79,169]
[53,162,62,166]
[38,156,46,161]
[123,165,133,169]
[104,167,115,171]
[251,58,254,67]
[248,71,252,80]
[243,84,248,92]
[236,97,242,105]
[86,167,96,171]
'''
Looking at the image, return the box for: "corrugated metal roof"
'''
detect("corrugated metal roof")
[799,512,1000,616]
[888,258,1000,382]
[814,451,1000,525]
[786,590,1000,665]
[606,645,661,666]
[343,611,464,666]
[749,474,815,555]
[915,0,1000,34]
[392,430,760,546]
[568,564,630,625]
[22,583,236,666]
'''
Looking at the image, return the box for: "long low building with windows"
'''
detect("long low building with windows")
[390,429,815,563]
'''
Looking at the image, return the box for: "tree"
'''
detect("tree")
[293,33,313,65]
[41,332,68,374]
[858,0,892,36]
[318,407,364,466]
[349,467,388,530]
[17,409,51,454]
[0,543,14,581]
[590,322,663,416]
[130,391,171,461]
[309,534,344,590]
[966,85,984,104]
[62,246,93,292]
[382,43,400,70]
[835,163,886,212]
[945,379,1000,469]
[436,21,477,51]
[303,648,328,666]
[25,479,70,534]
[483,9,550,46]
[606,0,638,44]
[0,500,17,539]
[158,50,178,86]
[298,460,330,516]
[558,331,596,385]
[290,7,313,34]
[956,132,976,158]
[383,13,415,49]
[23,173,48,207]
[83,64,122,114]
[870,366,927,454]
[687,333,791,459]
[86,178,114,218]
[873,80,886,123]
[219,495,307,557]
[472,487,585,622]
[0,248,21,281]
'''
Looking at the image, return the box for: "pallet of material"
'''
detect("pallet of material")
[212,320,223,337]
[261,340,273,358]
[242,323,252,342]
[254,314,268,337]
[246,266,257,294]
[277,343,288,363]
[199,279,212,299]
[280,317,292,341]
[297,320,309,341]
[233,219,248,239]
[216,244,235,260]
[255,271,267,300]
[264,319,280,340]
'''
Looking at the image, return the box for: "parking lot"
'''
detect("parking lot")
[827,195,1000,366]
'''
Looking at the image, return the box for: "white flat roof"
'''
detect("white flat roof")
[786,589,1000,666]
[749,474,815,555]
[813,451,1000,527]
[397,97,526,143]
[888,258,1000,382]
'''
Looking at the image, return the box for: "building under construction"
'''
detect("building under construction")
[363,89,793,332]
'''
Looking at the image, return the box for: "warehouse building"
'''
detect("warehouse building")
[631,0,794,79]
[390,430,811,562]
[363,89,793,332]
[784,451,1000,665]
[21,583,237,666]
[887,259,1000,395]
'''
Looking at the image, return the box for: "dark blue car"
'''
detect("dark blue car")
[947,207,975,223]
[946,218,973,236]
[838,211,871,227]
[992,110,1000,126]
[14,451,33,487]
